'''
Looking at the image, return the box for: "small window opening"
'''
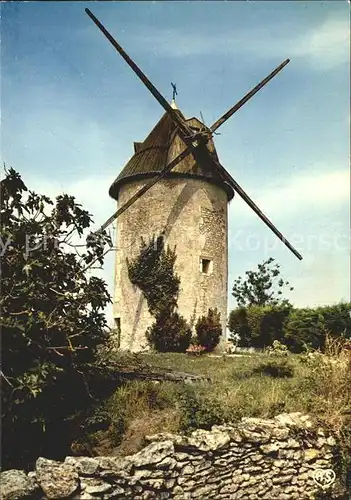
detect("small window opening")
[201,258,212,275]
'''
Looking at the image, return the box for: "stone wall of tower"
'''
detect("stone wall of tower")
[113,176,228,352]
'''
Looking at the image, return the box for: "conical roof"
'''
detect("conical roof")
[109,110,234,200]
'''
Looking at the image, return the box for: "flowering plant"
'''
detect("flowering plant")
[186,344,207,356]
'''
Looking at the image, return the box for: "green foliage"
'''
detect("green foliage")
[228,302,351,352]
[1,167,112,469]
[284,308,326,352]
[127,235,180,316]
[266,340,290,356]
[174,385,226,432]
[146,311,192,352]
[228,304,291,348]
[227,306,251,345]
[252,359,295,378]
[195,308,222,352]
[232,257,293,307]
[284,303,351,353]
[128,235,191,353]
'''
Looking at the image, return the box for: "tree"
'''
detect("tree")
[1,167,112,469]
[232,257,293,307]
[146,310,192,352]
[195,308,222,352]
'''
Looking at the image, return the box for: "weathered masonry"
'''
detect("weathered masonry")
[1,413,340,499]
[109,107,234,351]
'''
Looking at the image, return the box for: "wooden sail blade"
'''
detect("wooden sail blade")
[210,59,290,133]
[96,144,196,234]
[209,157,302,260]
[85,8,191,138]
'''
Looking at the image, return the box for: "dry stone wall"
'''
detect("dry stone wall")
[1,413,340,500]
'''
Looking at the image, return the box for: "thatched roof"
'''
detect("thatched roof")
[109,110,234,200]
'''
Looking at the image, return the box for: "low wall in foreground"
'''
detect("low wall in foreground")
[1,413,340,500]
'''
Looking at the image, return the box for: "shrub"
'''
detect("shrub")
[195,308,222,352]
[229,303,351,352]
[146,311,192,352]
[227,306,251,345]
[283,303,351,353]
[175,385,225,432]
[0,168,112,469]
[266,340,290,356]
[252,359,295,378]
[228,304,291,348]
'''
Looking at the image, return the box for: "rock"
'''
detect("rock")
[182,464,195,475]
[0,470,39,500]
[188,429,230,451]
[0,412,338,500]
[260,442,280,454]
[36,457,79,499]
[286,438,300,449]
[132,441,174,467]
[304,449,320,462]
[316,437,327,449]
[96,456,132,474]
[326,436,337,447]
[64,457,99,476]
[81,478,113,495]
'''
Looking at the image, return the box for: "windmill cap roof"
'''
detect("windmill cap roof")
[109,110,234,200]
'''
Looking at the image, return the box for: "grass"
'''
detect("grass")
[76,341,350,493]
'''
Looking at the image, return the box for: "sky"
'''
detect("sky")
[1,1,350,326]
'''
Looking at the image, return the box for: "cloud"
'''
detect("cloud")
[229,167,350,221]
[290,18,350,69]
[118,17,349,70]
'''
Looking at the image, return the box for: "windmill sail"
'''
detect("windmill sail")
[86,8,302,261]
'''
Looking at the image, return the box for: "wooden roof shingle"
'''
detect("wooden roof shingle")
[109,111,234,200]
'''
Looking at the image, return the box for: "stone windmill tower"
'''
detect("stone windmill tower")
[109,105,234,350]
[85,9,302,352]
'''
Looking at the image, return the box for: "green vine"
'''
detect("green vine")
[127,235,180,318]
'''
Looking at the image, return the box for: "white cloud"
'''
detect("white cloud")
[230,167,350,221]
[290,18,350,69]
[119,17,349,70]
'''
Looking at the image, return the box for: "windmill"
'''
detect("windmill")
[85,8,302,351]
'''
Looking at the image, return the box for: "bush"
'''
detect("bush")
[266,340,290,356]
[252,359,295,378]
[174,385,225,432]
[227,306,251,345]
[228,302,351,352]
[283,303,351,353]
[228,304,291,348]
[195,308,222,352]
[0,168,112,469]
[146,311,192,352]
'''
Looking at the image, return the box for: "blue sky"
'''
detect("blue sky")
[1,1,350,324]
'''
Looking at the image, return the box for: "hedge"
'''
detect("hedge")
[228,302,351,352]
[228,304,291,349]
